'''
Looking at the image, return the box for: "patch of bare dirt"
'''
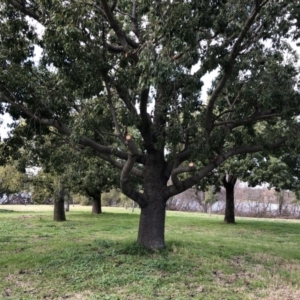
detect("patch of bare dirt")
[42,290,93,300]
[212,269,257,287]
[254,287,300,300]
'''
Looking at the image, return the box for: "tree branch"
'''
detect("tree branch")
[7,0,40,21]
[222,174,237,188]
[95,152,143,178]
[139,87,157,149]
[104,76,125,143]
[214,112,281,128]
[110,0,118,12]
[111,78,138,117]
[131,1,141,42]
[213,109,235,122]
[106,43,124,53]
[205,3,262,133]
[100,0,138,52]
[171,162,195,191]
[166,137,287,197]
[120,135,147,206]
[140,87,150,125]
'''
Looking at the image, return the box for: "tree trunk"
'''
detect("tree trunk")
[92,192,102,214]
[85,188,102,214]
[137,200,166,249]
[277,191,284,216]
[64,196,70,212]
[136,152,168,249]
[54,187,66,221]
[65,201,70,212]
[223,175,237,224]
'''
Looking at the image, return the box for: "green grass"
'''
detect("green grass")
[1,205,300,300]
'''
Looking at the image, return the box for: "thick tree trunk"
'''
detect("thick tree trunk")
[136,152,168,249]
[54,188,66,221]
[223,175,237,224]
[92,192,102,214]
[137,200,166,249]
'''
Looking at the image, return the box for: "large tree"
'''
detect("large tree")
[1,1,300,249]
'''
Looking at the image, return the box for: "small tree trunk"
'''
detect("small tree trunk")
[202,191,208,213]
[137,201,166,249]
[132,200,135,212]
[223,175,237,224]
[92,192,102,214]
[277,191,284,216]
[64,195,70,212]
[65,201,70,212]
[54,187,66,221]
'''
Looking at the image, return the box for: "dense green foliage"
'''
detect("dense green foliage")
[1,0,299,194]
[0,163,27,197]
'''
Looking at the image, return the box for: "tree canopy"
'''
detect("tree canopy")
[1,0,300,248]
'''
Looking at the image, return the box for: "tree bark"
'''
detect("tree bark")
[92,191,102,214]
[223,175,237,224]
[137,200,166,249]
[136,152,168,249]
[54,187,66,221]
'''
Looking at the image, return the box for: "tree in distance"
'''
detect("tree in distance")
[1,1,300,248]
[0,163,27,199]
[5,126,120,215]
[219,139,300,223]
[248,153,300,216]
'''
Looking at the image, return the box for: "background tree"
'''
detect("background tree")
[36,136,120,214]
[66,151,120,214]
[53,180,67,221]
[203,186,218,216]
[30,170,54,204]
[248,154,300,215]
[222,174,237,223]
[218,153,266,224]
[1,1,300,249]
[0,163,27,199]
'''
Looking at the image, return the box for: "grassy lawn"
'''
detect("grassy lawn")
[1,205,300,300]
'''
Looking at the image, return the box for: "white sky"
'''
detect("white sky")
[0,114,12,139]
